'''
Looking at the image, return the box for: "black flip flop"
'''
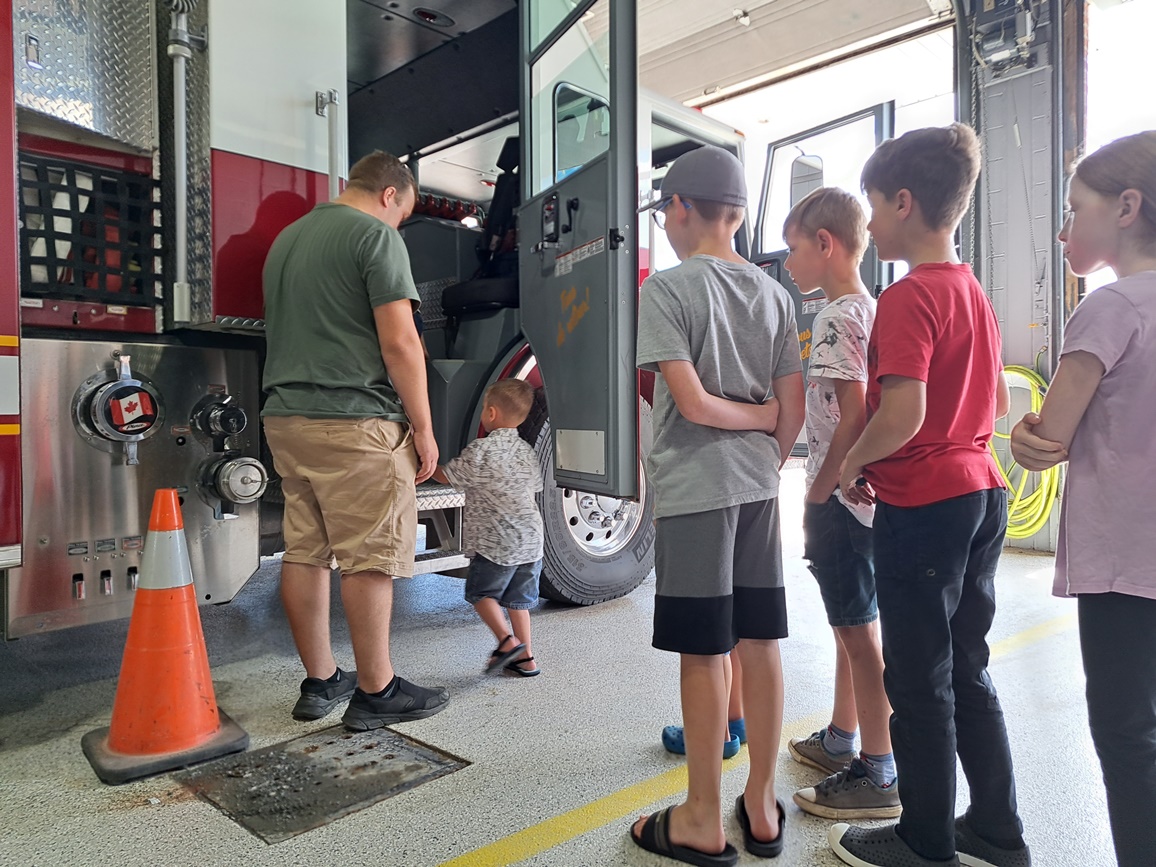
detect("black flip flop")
[486,635,526,672]
[735,794,785,858]
[630,805,739,867]
[505,655,541,677]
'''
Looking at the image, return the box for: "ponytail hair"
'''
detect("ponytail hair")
[1075,131,1156,241]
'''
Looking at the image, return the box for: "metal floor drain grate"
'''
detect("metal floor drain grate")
[176,725,469,843]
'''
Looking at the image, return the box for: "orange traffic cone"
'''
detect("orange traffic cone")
[82,489,248,784]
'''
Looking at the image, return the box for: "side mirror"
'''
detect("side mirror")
[790,154,824,205]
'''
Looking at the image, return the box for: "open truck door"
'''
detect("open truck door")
[752,104,895,457]
[517,0,639,499]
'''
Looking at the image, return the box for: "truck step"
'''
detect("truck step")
[414,551,470,575]
[416,482,465,511]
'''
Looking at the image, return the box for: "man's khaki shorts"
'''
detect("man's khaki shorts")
[263,416,418,577]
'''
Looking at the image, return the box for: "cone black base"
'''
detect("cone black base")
[81,708,249,785]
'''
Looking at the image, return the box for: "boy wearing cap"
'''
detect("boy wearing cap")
[629,145,805,866]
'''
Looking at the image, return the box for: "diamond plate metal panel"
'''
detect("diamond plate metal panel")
[14,0,157,151]
[415,276,453,330]
[415,482,465,511]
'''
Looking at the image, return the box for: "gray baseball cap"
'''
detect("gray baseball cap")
[639,145,747,212]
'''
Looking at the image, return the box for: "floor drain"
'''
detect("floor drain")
[176,725,469,843]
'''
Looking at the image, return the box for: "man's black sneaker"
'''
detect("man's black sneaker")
[955,817,1032,867]
[342,678,449,730]
[291,667,357,721]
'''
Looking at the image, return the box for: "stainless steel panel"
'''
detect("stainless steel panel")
[5,338,262,637]
[14,0,157,151]
[555,428,606,475]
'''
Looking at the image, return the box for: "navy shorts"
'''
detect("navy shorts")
[802,497,877,628]
[464,555,542,610]
[652,499,788,655]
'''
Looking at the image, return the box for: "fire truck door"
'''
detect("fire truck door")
[517,0,639,499]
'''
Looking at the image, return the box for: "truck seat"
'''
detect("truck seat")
[441,277,519,316]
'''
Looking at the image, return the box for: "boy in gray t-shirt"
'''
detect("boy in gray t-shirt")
[629,145,804,864]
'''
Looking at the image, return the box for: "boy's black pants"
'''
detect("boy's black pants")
[874,487,1023,861]
[1079,591,1156,867]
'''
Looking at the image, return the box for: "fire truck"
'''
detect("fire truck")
[0,0,751,637]
[0,0,1089,638]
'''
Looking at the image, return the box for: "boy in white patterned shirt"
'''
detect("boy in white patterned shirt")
[433,379,544,676]
[781,187,897,821]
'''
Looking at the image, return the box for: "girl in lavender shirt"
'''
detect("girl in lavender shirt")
[1011,131,1156,867]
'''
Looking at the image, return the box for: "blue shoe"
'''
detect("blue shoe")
[729,717,747,744]
[661,725,742,759]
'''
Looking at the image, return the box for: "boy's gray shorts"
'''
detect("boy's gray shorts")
[652,498,788,655]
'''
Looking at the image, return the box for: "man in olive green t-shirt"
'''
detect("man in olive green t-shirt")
[262,150,449,730]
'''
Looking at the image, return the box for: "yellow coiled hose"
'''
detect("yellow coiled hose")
[989,365,1062,540]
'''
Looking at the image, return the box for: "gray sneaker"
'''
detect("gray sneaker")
[829,824,960,866]
[342,677,449,731]
[955,817,1031,867]
[795,758,902,820]
[291,667,357,721]
[789,728,856,774]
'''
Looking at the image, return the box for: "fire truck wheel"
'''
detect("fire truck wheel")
[519,394,655,606]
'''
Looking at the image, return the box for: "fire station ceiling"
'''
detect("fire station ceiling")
[638,0,949,105]
[346,0,517,92]
[346,0,950,191]
[346,0,948,101]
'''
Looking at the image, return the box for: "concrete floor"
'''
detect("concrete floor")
[0,469,1114,866]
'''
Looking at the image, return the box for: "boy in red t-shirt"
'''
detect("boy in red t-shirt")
[827,124,1031,867]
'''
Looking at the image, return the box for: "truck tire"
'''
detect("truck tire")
[519,394,655,605]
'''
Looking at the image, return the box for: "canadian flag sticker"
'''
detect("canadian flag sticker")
[109,390,155,430]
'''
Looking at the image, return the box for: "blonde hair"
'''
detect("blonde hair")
[1074,131,1156,241]
[347,150,419,200]
[860,123,981,232]
[783,187,869,262]
[484,379,535,425]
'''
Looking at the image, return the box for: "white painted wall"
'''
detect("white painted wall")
[208,0,345,173]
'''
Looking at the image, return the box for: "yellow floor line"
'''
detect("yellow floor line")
[438,611,1077,867]
[437,711,829,867]
[989,613,1076,658]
